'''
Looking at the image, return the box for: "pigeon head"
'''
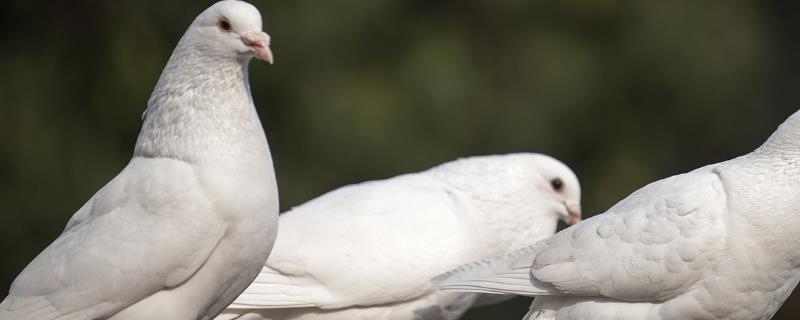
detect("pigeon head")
[186,0,273,63]
[431,153,582,251]
[528,154,582,225]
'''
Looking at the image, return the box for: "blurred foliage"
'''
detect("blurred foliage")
[2,0,800,318]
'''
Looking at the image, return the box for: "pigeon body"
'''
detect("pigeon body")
[437,111,800,320]
[218,153,582,320]
[0,1,278,319]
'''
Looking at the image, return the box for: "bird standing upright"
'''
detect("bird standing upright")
[437,110,800,320]
[0,1,278,319]
[218,153,582,320]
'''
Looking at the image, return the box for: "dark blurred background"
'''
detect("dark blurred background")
[2,0,800,318]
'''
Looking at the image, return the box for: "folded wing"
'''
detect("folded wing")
[0,158,227,319]
[226,173,481,310]
[438,167,728,303]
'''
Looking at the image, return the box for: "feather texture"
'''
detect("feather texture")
[437,110,800,320]
[219,153,582,320]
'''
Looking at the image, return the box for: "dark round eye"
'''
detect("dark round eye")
[550,178,564,192]
[217,19,232,32]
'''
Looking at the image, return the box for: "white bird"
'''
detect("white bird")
[217,153,582,320]
[437,110,800,320]
[0,1,278,319]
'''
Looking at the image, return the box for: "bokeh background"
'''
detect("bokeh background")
[2,0,800,318]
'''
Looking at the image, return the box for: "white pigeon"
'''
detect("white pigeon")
[437,110,800,320]
[216,153,582,320]
[0,1,278,319]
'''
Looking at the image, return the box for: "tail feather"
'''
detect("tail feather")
[432,241,557,297]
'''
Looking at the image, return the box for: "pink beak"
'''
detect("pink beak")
[241,31,274,64]
[565,203,582,225]
[567,210,582,225]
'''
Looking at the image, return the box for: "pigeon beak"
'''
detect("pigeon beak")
[564,202,582,225]
[241,32,274,64]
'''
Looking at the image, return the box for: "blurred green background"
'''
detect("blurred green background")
[2,0,800,318]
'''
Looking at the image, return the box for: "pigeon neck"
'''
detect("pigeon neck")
[753,111,800,158]
[134,43,272,171]
[720,112,800,266]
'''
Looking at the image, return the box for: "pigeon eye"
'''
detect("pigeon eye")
[217,18,232,32]
[550,178,564,192]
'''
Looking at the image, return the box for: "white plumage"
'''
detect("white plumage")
[437,110,800,320]
[218,153,582,320]
[0,1,278,319]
